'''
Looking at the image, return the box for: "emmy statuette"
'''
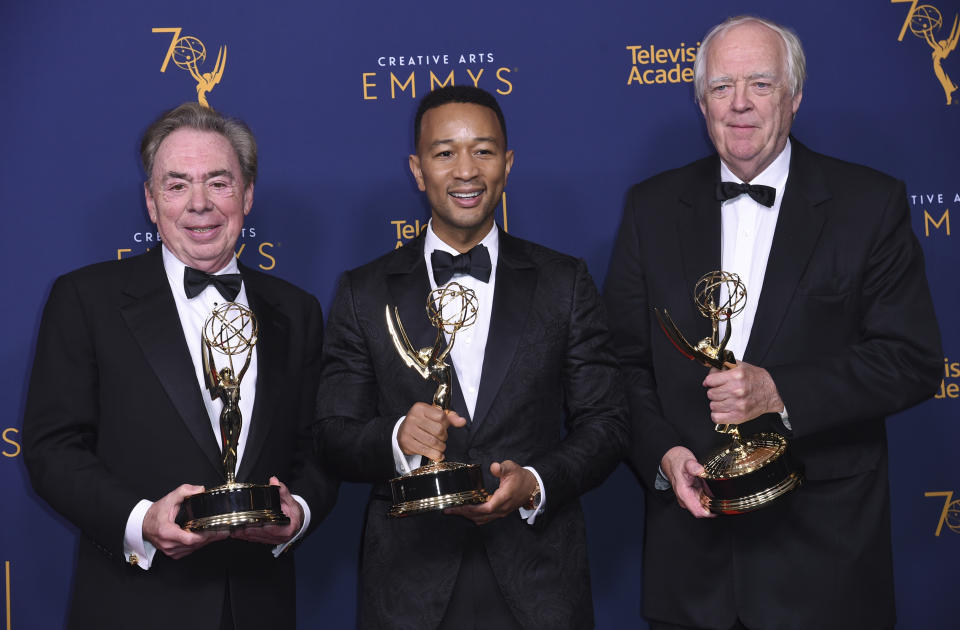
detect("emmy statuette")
[384,282,489,518]
[654,271,803,515]
[176,302,290,531]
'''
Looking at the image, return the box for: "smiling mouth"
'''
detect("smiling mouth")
[188,227,217,233]
[449,191,482,199]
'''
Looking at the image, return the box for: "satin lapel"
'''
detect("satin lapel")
[470,232,536,431]
[384,237,470,418]
[744,141,829,364]
[677,157,723,340]
[119,250,223,476]
[236,276,289,481]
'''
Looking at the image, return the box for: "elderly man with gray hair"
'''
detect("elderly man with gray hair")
[23,102,337,630]
[605,15,941,630]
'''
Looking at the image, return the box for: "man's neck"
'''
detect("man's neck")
[429,219,495,253]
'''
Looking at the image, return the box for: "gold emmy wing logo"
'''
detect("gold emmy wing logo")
[892,1,960,105]
[153,28,226,107]
[925,491,960,535]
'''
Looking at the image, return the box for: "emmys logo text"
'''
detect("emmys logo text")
[626,41,700,86]
[153,28,227,107]
[909,191,955,236]
[935,356,960,399]
[1,428,19,458]
[362,51,512,101]
[925,491,960,535]
[892,1,959,105]
[116,227,277,270]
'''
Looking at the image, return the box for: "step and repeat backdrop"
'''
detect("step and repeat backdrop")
[1,0,957,627]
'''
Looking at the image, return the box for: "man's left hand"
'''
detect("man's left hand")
[230,477,303,545]
[703,361,784,425]
[444,460,537,525]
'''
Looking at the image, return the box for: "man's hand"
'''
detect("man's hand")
[660,447,714,518]
[143,484,228,559]
[703,361,784,425]
[444,460,537,525]
[231,477,304,545]
[397,402,467,461]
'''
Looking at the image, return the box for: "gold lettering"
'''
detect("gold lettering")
[391,219,406,239]
[924,209,950,236]
[401,223,415,239]
[627,66,643,85]
[892,0,921,42]
[362,72,378,100]
[152,27,183,73]
[466,68,484,87]
[390,72,416,99]
[925,490,954,536]
[258,242,276,270]
[1,429,19,458]
[430,70,455,90]
[495,67,513,95]
[117,248,132,260]
[235,243,246,258]
[626,45,642,64]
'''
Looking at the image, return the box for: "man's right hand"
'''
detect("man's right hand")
[143,484,228,559]
[397,402,467,461]
[661,446,715,519]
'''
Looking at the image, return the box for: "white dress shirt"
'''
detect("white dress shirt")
[656,142,793,490]
[390,222,546,523]
[122,246,310,569]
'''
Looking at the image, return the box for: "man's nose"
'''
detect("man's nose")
[188,184,212,211]
[730,82,752,111]
[453,153,479,179]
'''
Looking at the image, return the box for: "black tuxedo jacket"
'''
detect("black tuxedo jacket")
[315,230,629,630]
[604,139,942,630]
[23,248,337,630]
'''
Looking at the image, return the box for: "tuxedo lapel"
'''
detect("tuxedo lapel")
[236,273,290,481]
[744,140,829,364]
[119,250,224,476]
[676,157,723,341]
[470,232,536,431]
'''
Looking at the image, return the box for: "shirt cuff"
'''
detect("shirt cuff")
[391,416,422,474]
[778,405,792,431]
[123,499,158,571]
[272,494,311,557]
[518,466,546,525]
[655,466,672,491]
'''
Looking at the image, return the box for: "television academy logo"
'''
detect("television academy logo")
[892,1,959,105]
[152,28,227,107]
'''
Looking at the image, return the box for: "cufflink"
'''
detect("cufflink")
[128,554,139,566]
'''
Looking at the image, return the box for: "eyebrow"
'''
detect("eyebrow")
[429,136,501,148]
[161,169,235,181]
[708,71,778,85]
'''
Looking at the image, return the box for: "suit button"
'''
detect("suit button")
[468,448,479,459]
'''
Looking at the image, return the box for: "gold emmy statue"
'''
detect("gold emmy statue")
[654,271,803,515]
[384,282,489,518]
[176,303,289,531]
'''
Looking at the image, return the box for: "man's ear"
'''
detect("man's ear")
[408,154,426,192]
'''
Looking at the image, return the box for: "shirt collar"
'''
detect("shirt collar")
[720,138,792,195]
[161,245,241,300]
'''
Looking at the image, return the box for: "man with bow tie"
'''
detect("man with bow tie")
[604,15,941,630]
[22,102,336,630]
[315,85,629,630]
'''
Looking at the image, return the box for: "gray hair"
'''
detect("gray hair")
[140,102,258,187]
[693,15,807,103]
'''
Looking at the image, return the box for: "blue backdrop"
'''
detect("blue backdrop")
[2,0,957,627]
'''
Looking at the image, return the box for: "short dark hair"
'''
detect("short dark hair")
[140,102,258,188]
[413,85,508,149]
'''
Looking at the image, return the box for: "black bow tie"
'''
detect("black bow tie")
[716,181,776,208]
[431,244,492,285]
[183,266,243,301]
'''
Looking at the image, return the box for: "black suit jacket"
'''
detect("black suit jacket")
[315,230,629,630]
[23,247,337,630]
[604,139,942,630]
